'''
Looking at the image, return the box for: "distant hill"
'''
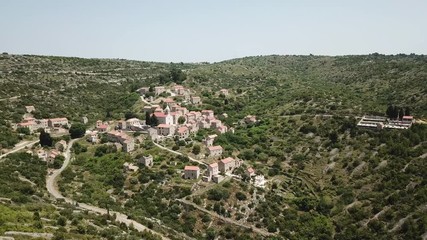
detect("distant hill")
[187,54,427,119]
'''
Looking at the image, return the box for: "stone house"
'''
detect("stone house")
[154,86,166,95]
[203,134,217,147]
[176,126,189,140]
[184,166,200,179]
[137,155,153,167]
[106,131,135,152]
[191,96,201,104]
[48,118,69,128]
[157,124,175,136]
[207,162,219,179]
[208,145,223,157]
[218,157,236,173]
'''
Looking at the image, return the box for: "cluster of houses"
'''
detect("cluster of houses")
[35,140,67,165]
[13,106,70,133]
[145,98,229,141]
[183,156,258,185]
[357,115,415,130]
[15,117,69,133]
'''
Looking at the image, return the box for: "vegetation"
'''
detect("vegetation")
[69,123,86,139]
[1,54,426,239]
[39,129,53,147]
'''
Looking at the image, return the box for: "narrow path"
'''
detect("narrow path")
[0,140,39,161]
[176,199,274,237]
[152,141,208,167]
[46,138,169,240]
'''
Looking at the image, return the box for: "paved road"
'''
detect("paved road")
[152,141,208,167]
[46,138,169,240]
[0,140,39,160]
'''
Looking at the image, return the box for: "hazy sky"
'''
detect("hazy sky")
[1,0,426,62]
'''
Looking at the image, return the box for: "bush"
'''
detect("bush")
[69,123,86,139]
[235,192,247,201]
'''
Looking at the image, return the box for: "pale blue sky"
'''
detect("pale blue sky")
[1,0,426,62]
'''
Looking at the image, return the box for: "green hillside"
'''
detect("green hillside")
[0,53,426,239]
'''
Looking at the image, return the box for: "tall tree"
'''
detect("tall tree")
[178,116,186,125]
[150,115,158,127]
[386,105,394,118]
[399,108,405,120]
[39,129,53,147]
[145,112,151,125]
[404,107,411,116]
[124,111,137,120]
[69,123,86,139]
[170,66,186,84]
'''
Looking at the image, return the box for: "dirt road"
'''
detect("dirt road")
[46,138,169,239]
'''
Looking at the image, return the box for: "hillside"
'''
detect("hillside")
[0,53,426,239]
[187,54,427,119]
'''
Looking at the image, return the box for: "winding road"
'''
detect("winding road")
[0,140,39,161]
[46,138,169,240]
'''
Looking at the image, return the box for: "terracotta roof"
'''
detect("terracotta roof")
[18,122,35,126]
[221,157,235,164]
[185,166,200,171]
[247,167,255,173]
[50,117,68,122]
[402,116,413,120]
[153,112,166,118]
[24,117,35,121]
[208,145,223,151]
[208,134,218,139]
[209,162,218,168]
[157,124,171,128]
[164,98,175,103]
[98,124,108,129]
[177,126,188,133]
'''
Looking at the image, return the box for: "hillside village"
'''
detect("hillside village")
[5,82,419,189]
[7,84,264,189]
[0,54,426,240]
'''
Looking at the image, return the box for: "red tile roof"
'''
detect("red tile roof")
[208,145,223,151]
[153,112,166,118]
[185,166,200,171]
[98,124,108,129]
[177,126,188,133]
[221,157,234,164]
[157,124,171,128]
[209,162,218,168]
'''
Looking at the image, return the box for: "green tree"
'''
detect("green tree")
[17,127,30,135]
[39,129,53,147]
[192,145,201,155]
[178,116,186,124]
[170,66,186,84]
[150,115,158,127]
[69,123,86,139]
[145,112,151,125]
[125,111,137,120]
